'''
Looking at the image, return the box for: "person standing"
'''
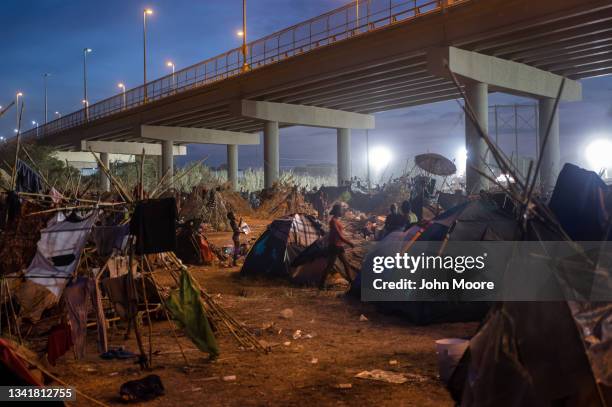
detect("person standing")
[320,204,355,289]
[401,200,418,230]
[227,212,242,266]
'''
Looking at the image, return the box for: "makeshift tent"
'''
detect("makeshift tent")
[14,211,98,321]
[549,163,610,241]
[241,214,325,277]
[447,164,612,405]
[350,196,518,325]
[290,236,359,286]
[175,222,204,265]
[26,212,98,296]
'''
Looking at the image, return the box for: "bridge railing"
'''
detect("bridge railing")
[25,0,468,140]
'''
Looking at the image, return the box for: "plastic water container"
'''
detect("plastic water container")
[435,338,469,384]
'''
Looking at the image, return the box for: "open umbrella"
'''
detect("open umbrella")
[414,153,457,176]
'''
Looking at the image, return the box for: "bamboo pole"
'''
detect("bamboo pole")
[89,149,134,203]
[10,102,25,190]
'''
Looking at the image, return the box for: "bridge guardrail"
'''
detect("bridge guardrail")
[24,0,468,140]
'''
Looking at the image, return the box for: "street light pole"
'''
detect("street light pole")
[43,73,50,125]
[241,0,249,72]
[55,111,61,118]
[83,48,92,120]
[143,9,153,102]
[118,83,126,109]
[166,61,176,91]
[32,121,39,138]
[15,92,23,132]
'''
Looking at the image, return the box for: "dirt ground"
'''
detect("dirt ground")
[50,216,477,406]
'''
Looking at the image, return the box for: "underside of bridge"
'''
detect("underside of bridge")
[27,0,611,192]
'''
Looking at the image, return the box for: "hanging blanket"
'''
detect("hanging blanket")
[23,211,98,299]
[165,269,219,357]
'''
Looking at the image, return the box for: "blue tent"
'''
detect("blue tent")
[241,214,325,278]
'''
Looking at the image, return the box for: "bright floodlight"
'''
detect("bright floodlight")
[586,139,612,171]
[85,48,92,53]
[369,146,392,172]
[16,92,23,97]
[455,147,467,174]
[118,83,125,89]
[166,61,174,67]
[496,173,515,184]
[236,30,244,37]
[144,8,153,15]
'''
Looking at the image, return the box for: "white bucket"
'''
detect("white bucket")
[435,338,469,384]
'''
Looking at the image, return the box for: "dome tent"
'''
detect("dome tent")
[241,214,325,277]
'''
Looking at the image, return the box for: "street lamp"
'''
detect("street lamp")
[143,8,153,102]
[15,92,23,132]
[166,61,176,91]
[118,83,127,108]
[83,48,92,120]
[55,111,61,118]
[43,73,50,125]
[82,99,89,122]
[241,0,249,72]
[32,120,39,137]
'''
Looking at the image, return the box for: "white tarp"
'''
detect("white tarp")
[24,211,98,297]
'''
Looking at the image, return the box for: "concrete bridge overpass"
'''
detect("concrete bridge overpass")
[21,0,612,192]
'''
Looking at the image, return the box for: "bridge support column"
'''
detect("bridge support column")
[337,128,351,186]
[99,152,110,192]
[263,121,279,189]
[227,144,238,191]
[538,97,560,196]
[464,81,488,193]
[161,140,174,180]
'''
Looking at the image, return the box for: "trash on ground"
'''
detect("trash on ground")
[355,369,408,384]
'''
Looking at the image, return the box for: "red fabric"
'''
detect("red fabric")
[0,338,42,386]
[47,323,73,366]
[328,217,350,247]
[199,236,214,264]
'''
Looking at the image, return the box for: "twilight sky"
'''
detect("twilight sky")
[1,0,611,178]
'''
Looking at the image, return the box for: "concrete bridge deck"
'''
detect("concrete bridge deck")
[24,0,612,148]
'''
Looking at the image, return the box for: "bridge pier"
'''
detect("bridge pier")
[232,100,374,189]
[337,128,351,186]
[538,97,560,196]
[427,46,581,194]
[464,81,489,194]
[264,121,280,189]
[161,140,174,180]
[227,144,238,191]
[99,152,110,192]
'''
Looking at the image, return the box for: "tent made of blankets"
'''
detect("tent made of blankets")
[241,214,325,277]
[290,236,358,286]
[13,211,98,322]
[350,196,519,325]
